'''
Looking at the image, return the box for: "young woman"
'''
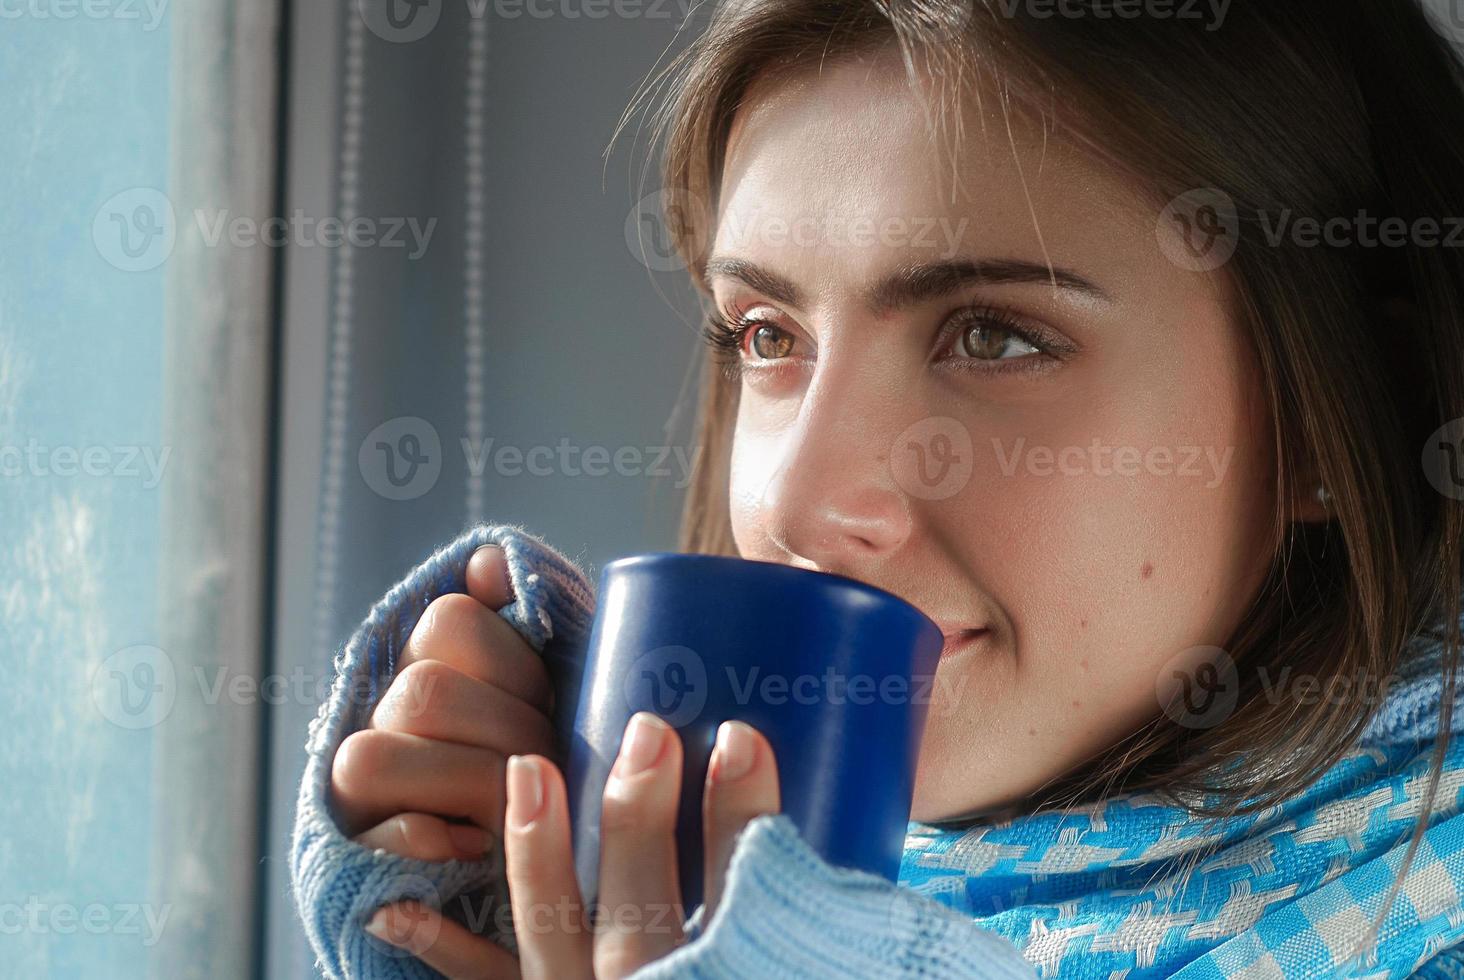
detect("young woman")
[292,1,1464,976]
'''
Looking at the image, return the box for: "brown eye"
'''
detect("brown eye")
[750,324,795,359]
[954,321,1038,361]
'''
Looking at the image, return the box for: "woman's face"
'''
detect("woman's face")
[709,51,1283,822]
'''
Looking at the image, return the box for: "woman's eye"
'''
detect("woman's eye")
[951,321,1041,362]
[748,323,796,360]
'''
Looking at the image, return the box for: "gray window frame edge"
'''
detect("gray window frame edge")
[263,0,341,977]
[150,2,286,979]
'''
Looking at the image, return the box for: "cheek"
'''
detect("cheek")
[910,388,1274,816]
[950,356,1273,709]
[727,408,784,558]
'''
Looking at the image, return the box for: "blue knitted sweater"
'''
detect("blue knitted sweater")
[291,522,1464,978]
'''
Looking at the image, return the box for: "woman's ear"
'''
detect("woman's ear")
[1288,463,1333,525]
[1287,292,1423,528]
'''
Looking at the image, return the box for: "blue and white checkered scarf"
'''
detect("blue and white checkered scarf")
[900,642,1464,978]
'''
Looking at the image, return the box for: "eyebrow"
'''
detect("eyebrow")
[702,255,1111,313]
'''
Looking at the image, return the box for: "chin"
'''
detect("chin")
[908,796,942,824]
[909,756,965,823]
[908,743,1028,824]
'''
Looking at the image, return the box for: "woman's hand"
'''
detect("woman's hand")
[365,712,783,980]
[329,545,558,946]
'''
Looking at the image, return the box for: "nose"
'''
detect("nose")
[758,381,914,568]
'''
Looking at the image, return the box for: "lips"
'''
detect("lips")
[938,627,990,659]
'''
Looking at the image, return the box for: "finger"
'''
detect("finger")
[370,659,557,758]
[595,712,686,977]
[701,720,780,921]
[366,900,521,979]
[332,729,506,837]
[504,754,593,980]
[402,592,552,712]
[466,545,514,610]
[354,812,491,863]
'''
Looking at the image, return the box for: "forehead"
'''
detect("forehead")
[713,50,1158,286]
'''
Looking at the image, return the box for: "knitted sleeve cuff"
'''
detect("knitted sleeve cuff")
[289,523,596,980]
[629,812,1038,980]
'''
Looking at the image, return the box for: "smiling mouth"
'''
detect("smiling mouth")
[939,628,990,659]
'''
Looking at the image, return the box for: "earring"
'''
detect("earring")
[1315,484,1331,509]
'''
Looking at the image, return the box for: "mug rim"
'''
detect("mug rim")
[601,551,942,637]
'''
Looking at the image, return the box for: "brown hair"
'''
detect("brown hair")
[620,0,1464,945]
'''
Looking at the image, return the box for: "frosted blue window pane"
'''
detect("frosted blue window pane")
[0,13,171,978]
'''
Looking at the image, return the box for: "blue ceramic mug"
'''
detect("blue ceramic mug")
[556,553,944,913]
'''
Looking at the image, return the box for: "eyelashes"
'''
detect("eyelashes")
[699,302,1067,379]
[700,306,751,363]
[702,305,802,383]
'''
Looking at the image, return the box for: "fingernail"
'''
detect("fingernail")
[506,755,545,830]
[711,720,757,782]
[469,544,503,572]
[447,821,488,858]
[364,908,399,945]
[615,712,669,777]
